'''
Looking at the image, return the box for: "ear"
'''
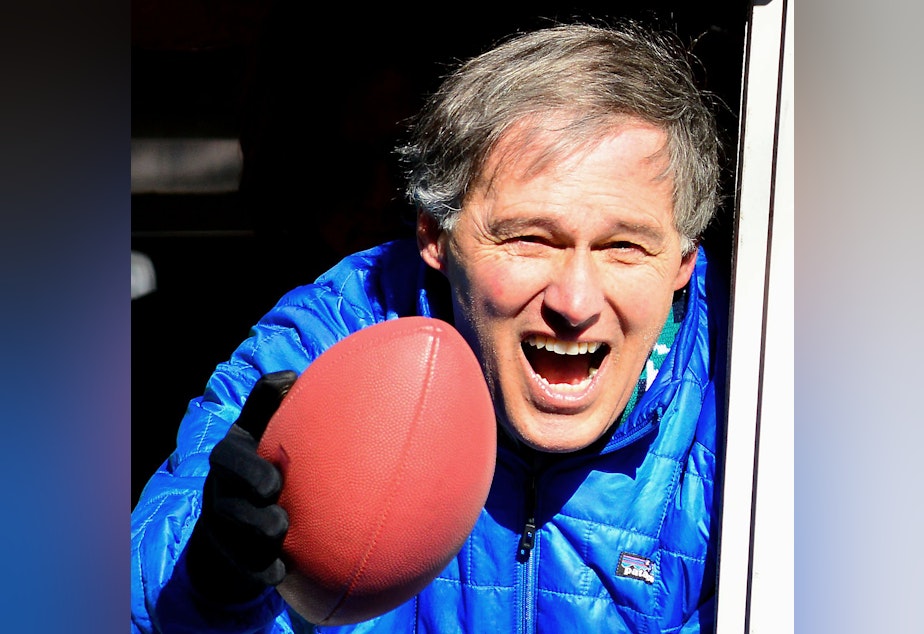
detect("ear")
[672,246,699,291]
[417,211,448,274]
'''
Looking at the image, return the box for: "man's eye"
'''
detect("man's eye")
[609,241,641,251]
[501,235,555,255]
[603,241,648,262]
[504,235,551,246]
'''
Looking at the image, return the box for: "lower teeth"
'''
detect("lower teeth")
[539,372,594,392]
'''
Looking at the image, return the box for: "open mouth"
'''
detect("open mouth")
[522,335,609,393]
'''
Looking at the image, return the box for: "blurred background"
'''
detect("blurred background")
[131,0,748,507]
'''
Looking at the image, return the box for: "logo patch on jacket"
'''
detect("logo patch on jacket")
[617,552,654,584]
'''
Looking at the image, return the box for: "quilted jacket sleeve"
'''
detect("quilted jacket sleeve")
[130,245,411,634]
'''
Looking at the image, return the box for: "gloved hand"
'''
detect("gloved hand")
[186,370,298,604]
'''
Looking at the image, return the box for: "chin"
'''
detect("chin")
[506,416,610,454]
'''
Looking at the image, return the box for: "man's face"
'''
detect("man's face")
[419,119,697,453]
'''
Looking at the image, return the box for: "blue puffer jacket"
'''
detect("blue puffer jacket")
[131,238,726,634]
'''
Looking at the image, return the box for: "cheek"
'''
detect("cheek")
[604,271,676,331]
[459,257,546,319]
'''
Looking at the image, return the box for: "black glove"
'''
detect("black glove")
[186,370,298,604]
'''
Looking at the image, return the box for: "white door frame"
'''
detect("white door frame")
[714,1,793,632]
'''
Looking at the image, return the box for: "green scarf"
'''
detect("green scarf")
[616,288,686,425]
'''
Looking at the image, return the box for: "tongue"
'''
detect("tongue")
[530,350,589,385]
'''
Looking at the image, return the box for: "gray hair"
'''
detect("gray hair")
[398,22,721,254]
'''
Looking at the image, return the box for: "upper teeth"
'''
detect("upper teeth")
[526,335,601,356]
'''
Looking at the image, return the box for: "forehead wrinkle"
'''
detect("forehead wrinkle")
[468,118,676,246]
[475,116,674,197]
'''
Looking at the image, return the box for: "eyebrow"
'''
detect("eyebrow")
[487,216,559,237]
[488,216,667,244]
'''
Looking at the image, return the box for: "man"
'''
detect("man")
[131,22,727,633]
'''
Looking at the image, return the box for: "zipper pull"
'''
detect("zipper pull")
[518,473,538,561]
[518,460,540,562]
[517,519,536,561]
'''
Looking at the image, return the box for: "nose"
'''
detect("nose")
[542,249,605,330]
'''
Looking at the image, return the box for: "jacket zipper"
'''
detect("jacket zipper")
[517,473,538,633]
[505,405,666,632]
[517,475,537,561]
